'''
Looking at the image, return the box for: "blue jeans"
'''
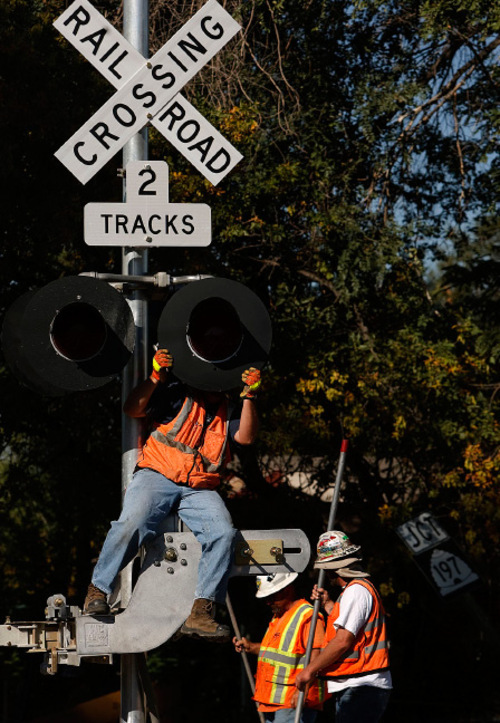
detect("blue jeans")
[335,686,391,723]
[92,467,236,603]
[263,708,318,723]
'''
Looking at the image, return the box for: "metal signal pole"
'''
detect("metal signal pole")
[121,2,150,721]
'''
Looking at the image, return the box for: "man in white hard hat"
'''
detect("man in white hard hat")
[233,572,330,723]
[295,531,392,722]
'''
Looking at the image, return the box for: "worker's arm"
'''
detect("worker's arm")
[311,584,335,615]
[232,636,261,656]
[123,349,173,418]
[234,398,259,445]
[295,627,355,691]
[234,368,261,445]
[290,648,322,708]
[123,378,157,418]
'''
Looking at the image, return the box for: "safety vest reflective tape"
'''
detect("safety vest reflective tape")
[137,395,231,489]
[254,599,328,709]
[323,579,390,677]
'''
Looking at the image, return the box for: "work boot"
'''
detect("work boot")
[180,598,231,642]
[83,583,110,616]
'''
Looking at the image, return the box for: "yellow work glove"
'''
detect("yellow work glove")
[240,367,261,399]
[150,349,173,383]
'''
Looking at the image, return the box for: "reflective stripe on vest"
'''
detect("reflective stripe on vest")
[151,397,230,474]
[137,395,231,488]
[255,601,326,708]
[323,579,390,677]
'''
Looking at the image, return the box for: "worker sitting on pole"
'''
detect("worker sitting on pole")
[83,348,261,642]
[233,572,329,723]
[295,531,392,722]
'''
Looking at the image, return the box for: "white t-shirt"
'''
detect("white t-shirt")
[326,581,393,693]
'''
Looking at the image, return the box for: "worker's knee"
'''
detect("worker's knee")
[222,523,237,546]
[210,519,235,543]
[210,522,236,553]
[109,513,153,548]
[109,516,139,541]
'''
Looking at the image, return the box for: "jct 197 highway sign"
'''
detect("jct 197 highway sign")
[415,540,480,597]
[397,512,480,598]
[396,512,449,555]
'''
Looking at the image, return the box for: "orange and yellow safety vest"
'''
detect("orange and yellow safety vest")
[255,599,328,710]
[137,395,231,489]
[323,579,390,677]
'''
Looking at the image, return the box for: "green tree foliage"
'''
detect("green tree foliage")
[0,0,499,720]
[145,0,500,580]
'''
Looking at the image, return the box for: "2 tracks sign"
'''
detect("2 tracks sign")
[84,160,211,246]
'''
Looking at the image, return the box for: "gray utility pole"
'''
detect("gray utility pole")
[121,2,150,722]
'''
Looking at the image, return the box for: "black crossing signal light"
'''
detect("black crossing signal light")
[1,276,135,396]
[157,277,272,392]
[1,276,272,395]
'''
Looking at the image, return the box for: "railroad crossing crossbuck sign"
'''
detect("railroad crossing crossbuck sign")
[54,0,243,185]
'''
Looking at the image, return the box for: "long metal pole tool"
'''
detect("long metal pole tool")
[293,439,349,723]
[226,594,266,723]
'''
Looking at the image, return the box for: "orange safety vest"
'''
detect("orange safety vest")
[136,395,231,489]
[322,579,390,677]
[255,599,328,710]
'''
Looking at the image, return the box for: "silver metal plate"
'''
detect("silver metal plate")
[75,528,311,655]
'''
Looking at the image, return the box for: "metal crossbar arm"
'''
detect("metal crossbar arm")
[293,439,349,723]
[78,271,212,288]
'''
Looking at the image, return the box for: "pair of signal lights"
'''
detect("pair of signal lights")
[1,276,272,396]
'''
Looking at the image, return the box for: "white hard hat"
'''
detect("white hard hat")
[314,530,363,570]
[255,572,298,598]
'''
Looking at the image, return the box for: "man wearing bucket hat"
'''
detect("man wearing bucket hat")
[233,572,330,723]
[296,531,392,722]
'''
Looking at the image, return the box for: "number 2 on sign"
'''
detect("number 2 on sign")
[138,167,157,195]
